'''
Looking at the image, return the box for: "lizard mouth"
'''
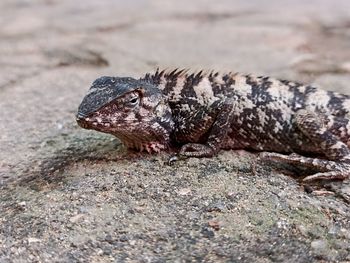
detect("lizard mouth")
[76,113,93,129]
[76,117,90,129]
[76,114,113,130]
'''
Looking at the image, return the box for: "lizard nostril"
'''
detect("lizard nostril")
[76,112,87,120]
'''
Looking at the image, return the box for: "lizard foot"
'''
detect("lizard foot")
[167,143,217,164]
[260,152,350,181]
[179,143,217,158]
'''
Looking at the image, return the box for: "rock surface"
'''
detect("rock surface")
[1,0,350,262]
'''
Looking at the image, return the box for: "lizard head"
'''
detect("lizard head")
[76,76,174,153]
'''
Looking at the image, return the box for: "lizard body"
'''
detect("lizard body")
[76,69,350,181]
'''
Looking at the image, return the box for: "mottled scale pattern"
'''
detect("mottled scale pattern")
[77,69,350,181]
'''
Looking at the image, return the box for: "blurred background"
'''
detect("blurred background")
[1,0,350,87]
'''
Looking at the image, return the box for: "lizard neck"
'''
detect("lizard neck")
[117,99,175,153]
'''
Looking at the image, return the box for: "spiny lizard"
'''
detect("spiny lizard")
[76,69,350,181]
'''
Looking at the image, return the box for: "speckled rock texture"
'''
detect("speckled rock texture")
[0,0,350,262]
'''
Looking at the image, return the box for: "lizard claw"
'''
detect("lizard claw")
[167,154,188,165]
[168,155,179,165]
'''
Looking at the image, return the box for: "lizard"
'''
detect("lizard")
[76,69,350,181]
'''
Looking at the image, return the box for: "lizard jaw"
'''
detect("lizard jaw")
[123,140,168,153]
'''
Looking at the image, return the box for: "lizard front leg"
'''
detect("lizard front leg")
[179,99,235,158]
[262,110,350,181]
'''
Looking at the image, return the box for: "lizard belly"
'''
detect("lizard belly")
[225,123,320,154]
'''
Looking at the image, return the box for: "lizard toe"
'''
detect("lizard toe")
[303,170,350,181]
[179,143,216,158]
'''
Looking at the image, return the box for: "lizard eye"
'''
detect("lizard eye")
[126,95,139,107]
[130,97,138,104]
